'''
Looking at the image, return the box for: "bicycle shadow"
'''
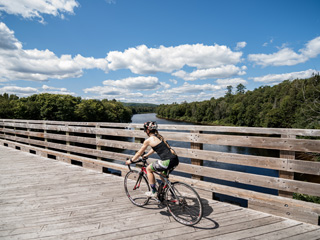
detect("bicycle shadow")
[142,198,219,230]
[192,198,219,230]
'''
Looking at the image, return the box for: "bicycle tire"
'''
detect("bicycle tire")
[165,182,203,226]
[124,170,150,206]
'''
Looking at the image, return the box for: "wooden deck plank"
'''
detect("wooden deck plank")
[0,146,319,240]
[245,223,320,240]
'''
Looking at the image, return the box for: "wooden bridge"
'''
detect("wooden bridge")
[1,119,320,239]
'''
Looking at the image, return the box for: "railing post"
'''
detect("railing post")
[27,121,30,145]
[96,124,102,160]
[44,122,48,149]
[191,130,203,180]
[66,123,71,154]
[2,120,5,139]
[278,134,295,198]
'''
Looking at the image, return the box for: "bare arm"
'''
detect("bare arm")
[125,139,150,165]
[143,148,155,158]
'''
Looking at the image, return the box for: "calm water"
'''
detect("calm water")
[131,113,279,204]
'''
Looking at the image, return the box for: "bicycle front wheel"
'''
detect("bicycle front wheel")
[124,170,150,206]
[166,182,203,226]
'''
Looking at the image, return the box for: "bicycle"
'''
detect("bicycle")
[124,156,203,226]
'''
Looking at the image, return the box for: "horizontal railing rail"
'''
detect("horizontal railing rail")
[1,119,320,225]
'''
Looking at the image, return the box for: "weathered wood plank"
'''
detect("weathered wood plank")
[2,121,320,152]
[2,139,320,219]
[1,118,320,227]
[3,136,319,197]
[1,146,320,240]
[4,127,320,176]
[245,220,320,240]
[2,119,320,136]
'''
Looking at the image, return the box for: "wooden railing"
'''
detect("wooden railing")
[1,119,320,225]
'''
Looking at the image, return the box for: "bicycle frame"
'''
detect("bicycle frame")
[125,156,203,225]
[127,157,179,204]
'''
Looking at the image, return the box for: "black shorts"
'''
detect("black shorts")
[150,156,179,175]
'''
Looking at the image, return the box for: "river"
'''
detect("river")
[131,113,279,205]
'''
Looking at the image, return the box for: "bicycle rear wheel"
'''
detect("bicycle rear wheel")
[165,182,203,226]
[124,170,150,206]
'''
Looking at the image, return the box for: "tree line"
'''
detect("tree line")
[157,74,320,129]
[122,103,158,114]
[0,93,133,123]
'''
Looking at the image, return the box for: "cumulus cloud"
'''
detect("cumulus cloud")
[235,41,247,50]
[164,82,221,94]
[0,85,38,94]
[0,84,76,97]
[250,69,318,84]
[169,79,178,84]
[0,0,79,23]
[0,23,22,50]
[84,76,169,98]
[41,84,75,95]
[103,76,160,90]
[1,21,246,84]
[42,85,67,91]
[107,44,243,74]
[0,22,108,82]
[172,65,247,81]
[216,78,248,88]
[84,86,128,96]
[248,36,320,66]
[83,85,144,100]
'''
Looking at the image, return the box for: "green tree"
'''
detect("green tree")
[236,83,246,94]
[75,99,107,122]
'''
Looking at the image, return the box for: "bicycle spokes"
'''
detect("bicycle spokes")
[165,182,203,226]
[124,170,150,207]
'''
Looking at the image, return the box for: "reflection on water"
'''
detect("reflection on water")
[128,113,279,205]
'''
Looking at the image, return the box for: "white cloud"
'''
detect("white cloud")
[0,22,109,82]
[235,41,247,50]
[164,82,221,94]
[0,84,76,97]
[0,23,22,50]
[0,85,38,94]
[160,82,171,89]
[0,0,79,23]
[84,76,170,100]
[250,69,318,84]
[169,79,178,84]
[107,44,243,74]
[216,78,248,88]
[248,36,320,66]
[42,85,67,91]
[41,84,74,95]
[172,65,247,81]
[300,37,320,58]
[83,86,128,96]
[103,76,160,90]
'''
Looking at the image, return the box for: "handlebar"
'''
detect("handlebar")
[127,156,148,171]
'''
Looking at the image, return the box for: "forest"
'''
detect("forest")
[157,74,320,129]
[0,93,132,123]
[122,102,158,114]
[1,74,319,129]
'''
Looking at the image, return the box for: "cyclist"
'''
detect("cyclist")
[125,121,179,198]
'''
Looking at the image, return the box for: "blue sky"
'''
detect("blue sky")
[0,0,319,104]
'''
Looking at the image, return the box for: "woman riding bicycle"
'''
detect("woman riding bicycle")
[125,121,179,198]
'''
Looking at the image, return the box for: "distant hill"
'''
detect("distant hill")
[122,102,158,107]
[122,102,158,114]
